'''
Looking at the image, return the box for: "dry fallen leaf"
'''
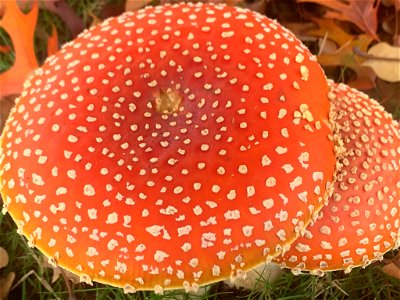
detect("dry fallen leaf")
[383,262,400,279]
[125,0,152,12]
[0,272,16,300]
[42,257,80,284]
[317,35,377,89]
[382,0,400,10]
[298,0,380,39]
[0,246,15,300]
[40,0,85,38]
[0,247,8,269]
[362,42,400,82]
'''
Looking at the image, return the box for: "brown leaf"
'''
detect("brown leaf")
[39,0,85,38]
[301,17,378,88]
[125,0,152,12]
[0,247,9,268]
[282,22,317,42]
[317,35,377,89]
[0,0,39,97]
[383,262,400,279]
[382,0,400,10]
[298,0,380,39]
[0,272,16,300]
[0,96,17,134]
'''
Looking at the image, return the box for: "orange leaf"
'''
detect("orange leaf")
[47,25,59,57]
[308,18,354,47]
[0,0,39,97]
[298,0,380,40]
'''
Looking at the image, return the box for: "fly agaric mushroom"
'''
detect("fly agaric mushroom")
[275,80,400,275]
[0,3,336,292]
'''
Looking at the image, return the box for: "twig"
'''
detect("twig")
[353,46,400,62]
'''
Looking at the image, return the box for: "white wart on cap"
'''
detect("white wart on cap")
[0,3,336,292]
[275,80,400,275]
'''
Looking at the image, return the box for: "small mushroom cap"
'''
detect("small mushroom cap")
[0,3,335,291]
[275,80,400,275]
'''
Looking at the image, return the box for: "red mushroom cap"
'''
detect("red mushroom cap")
[275,80,400,275]
[0,3,336,292]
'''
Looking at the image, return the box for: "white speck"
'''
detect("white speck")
[56,187,67,195]
[289,176,303,190]
[265,177,277,187]
[107,239,118,251]
[263,198,274,209]
[282,164,294,173]
[320,225,332,235]
[84,184,95,196]
[87,209,97,220]
[68,135,78,143]
[247,186,255,197]
[238,164,248,174]
[154,250,169,262]
[66,247,74,257]
[298,152,310,168]
[261,155,271,166]
[277,229,287,241]
[159,206,178,215]
[217,167,225,175]
[193,205,203,216]
[174,186,183,194]
[212,185,220,193]
[263,83,273,90]
[189,258,199,268]
[224,210,241,220]
[227,190,236,200]
[278,108,287,119]
[106,212,118,224]
[181,243,192,252]
[242,225,254,237]
[221,31,234,38]
[312,172,323,181]
[295,53,305,63]
[48,238,56,247]
[275,146,288,154]
[67,170,77,179]
[32,173,44,186]
[177,225,192,237]
[201,232,216,248]
[249,207,261,215]
[275,210,289,222]
[212,265,221,276]
[264,220,273,231]
[86,247,99,257]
